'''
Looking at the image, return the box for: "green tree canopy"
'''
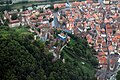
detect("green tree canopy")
[0,5,11,12]
[116,70,120,80]
[11,13,18,20]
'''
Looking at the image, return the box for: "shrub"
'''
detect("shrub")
[11,13,18,20]
[54,7,59,12]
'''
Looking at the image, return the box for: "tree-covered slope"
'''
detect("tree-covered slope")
[60,33,98,80]
[116,70,120,80]
[0,26,98,80]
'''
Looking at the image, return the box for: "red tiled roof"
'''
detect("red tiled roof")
[102,47,108,52]
[106,24,112,29]
[98,52,106,56]
[69,18,74,22]
[72,2,81,6]
[98,56,107,64]
[115,34,120,39]
[31,20,38,23]
[101,28,105,32]
[108,46,113,51]
[102,41,106,45]
[10,19,19,24]
[112,37,118,42]
[104,18,109,23]
[97,39,102,43]
[38,16,43,20]
[96,26,100,32]
[54,3,65,8]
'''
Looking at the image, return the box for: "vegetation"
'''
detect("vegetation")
[11,13,18,20]
[6,0,12,4]
[0,0,12,5]
[0,5,11,12]
[47,5,54,10]
[0,26,98,80]
[54,7,59,12]
[39,8,44,13]
[22,6,27,11]
[116,70,120,80]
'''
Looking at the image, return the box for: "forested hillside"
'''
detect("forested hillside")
[116,70,120,80]
[0,26,98,80]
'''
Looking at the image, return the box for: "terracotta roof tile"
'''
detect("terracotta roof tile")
[98,56,107,64]
[10,19,19,24]
[108,46,113,51]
